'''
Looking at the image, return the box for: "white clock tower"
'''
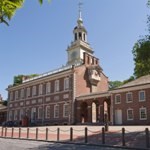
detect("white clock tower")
[67,4,93,65]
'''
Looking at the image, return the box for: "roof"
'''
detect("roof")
[117,75,150,89]
[76,91,110,100]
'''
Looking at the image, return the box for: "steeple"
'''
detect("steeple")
[66,2,93,65]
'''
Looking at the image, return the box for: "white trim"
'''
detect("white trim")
[64,77,69,91]
[39,84,43,95]
[55,80,60,92]
[126,92,133,103]
[139,107,147,120]
[54,105,59,118]
[127,108,134,120]
[139,90,146,102]
[46,82,51,94]
[45,106,50,118]
[115,94,121,104]
[38,107,42,119]
[63,103,69,118]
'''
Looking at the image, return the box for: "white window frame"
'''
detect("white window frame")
[27,87,30,97]
[19,109,24,120]
[21,89,24,99]
[63,103,69,117]
[64,78,69,90]
[54,105,59,118]
[9,111,13,121]
[139,107,147,120]
[31,107,36,120]
[115,94,121,104]
[15,91,19,100]
[127,108,134,120]
[126,92,133,103]
[39,84,43,95]
[139,91,146,102]
[46,82,51,94]
[14,110,18,120]
[10,92,13,101]
[45,106,50,118]
[55,80,59,92]
[32,86,37,96]
[38,107,43,119]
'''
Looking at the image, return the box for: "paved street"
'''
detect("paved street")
[0,138,126,150]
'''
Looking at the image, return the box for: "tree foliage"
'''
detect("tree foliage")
[0,0,24,26]
[13,74,39,86]
[0,0,51,26]
[132,36,150,78]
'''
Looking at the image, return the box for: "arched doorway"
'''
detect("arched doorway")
[80,102,88,123]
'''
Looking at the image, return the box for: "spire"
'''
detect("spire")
[78,2,83,26]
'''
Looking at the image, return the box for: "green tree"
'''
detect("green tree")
[132,37,150,78]
[13,74,39,86]
[0,0,24,26]
[109,80,123,90]
[0,0,50,26]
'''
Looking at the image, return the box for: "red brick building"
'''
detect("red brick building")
[7,11,109,126]
[7,9,150,126]
[111,75,150,125]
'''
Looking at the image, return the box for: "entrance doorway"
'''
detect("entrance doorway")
[80,102,88,123]
[115,109,122,125]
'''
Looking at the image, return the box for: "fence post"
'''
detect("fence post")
[27,127,29,139]
[70,127,73,141]
[11,127,14,138]
[5,127,7,137]
[122,128,125,146]
[85,127,88,143]
[1,127,3,137]
[36,128,38,140]
[57,128,60,141]
[46,128,48,141]
[102,127,105,144]
[19,127,21,138]
[145,128,150,148]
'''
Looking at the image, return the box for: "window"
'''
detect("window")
[32,86,37,96]
[39,84,43,95]
[15,91,19,100]
[127,109,134,120]
[46,82,51,94]
[139,91,145,102]
[19,109,24,120]
[31,107,36,120]
[14,110,18,120]
[115,94,121,104]
[27,87,30,97]
[63,104,69,117]
[126,92,133,103]
[140,108,147,120]
[45,106,50,118]
[55,80,59,92]
[64,78,69,90]
[9,92,13,101]
[54,105,59,118]
[9,111,13,121]
[38,107,43,119]
[21,89,24,99]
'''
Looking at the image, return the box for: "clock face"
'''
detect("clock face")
[71,51,77,59]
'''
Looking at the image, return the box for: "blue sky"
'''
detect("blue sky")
[0,0,149,99]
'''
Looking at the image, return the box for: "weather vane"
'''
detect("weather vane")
[78,1,83,19]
